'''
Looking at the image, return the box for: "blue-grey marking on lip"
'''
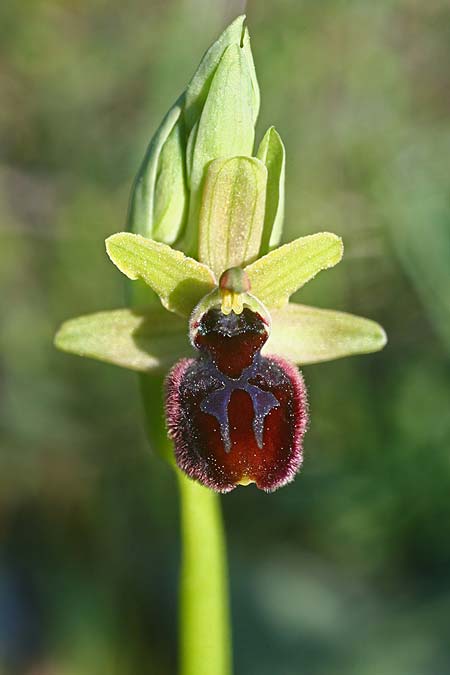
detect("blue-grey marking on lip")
[200,356,279,452]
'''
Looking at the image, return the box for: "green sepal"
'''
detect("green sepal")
[106,232,216,317]
[257,126,286,253]
[183,42,257,256]
[264,303,387,364]
[198,156,267,277]
[54,307,190,373]
[245,232,344,308]
[127,97,188,243]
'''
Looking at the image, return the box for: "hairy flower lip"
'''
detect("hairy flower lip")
[165,352,308,493]
[165,357,236,493]
[257,354,309,492]
[165,302,309,493]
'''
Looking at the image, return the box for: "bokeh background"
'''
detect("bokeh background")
[1,0,450,673]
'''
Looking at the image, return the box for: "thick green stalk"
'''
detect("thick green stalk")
[177,469,232,675]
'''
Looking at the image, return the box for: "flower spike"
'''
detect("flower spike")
[54,15,386,495]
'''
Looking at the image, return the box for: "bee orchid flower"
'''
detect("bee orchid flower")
[54,15,386,494]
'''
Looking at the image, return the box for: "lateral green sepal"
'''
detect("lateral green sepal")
[264,303,387,364]
[54,308,190,373]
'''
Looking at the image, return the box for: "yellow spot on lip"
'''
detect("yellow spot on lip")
[237,476,255,486]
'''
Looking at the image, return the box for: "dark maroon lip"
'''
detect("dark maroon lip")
[165,306,308,493]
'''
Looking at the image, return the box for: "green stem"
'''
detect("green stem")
[177,469,232,675]
[138,373,232,673]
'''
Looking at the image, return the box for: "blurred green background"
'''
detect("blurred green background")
[1,0,450,673]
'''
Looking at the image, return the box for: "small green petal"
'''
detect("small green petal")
[183,42,256,256]
[127,97,187,243]
[264,303,387,364]
[106,232,216,317]
[54,308,190,373]
[257,126,286,253]
[245,232,344,308]
[198,156,267,277]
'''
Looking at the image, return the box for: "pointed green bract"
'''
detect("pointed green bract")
[184,15,245,131]
[152,114,188,244]
[54,308,190,373]
[184,42,257,256]
[184,15,259,131]
[127,97,187,243]
[257,127,286,253]
[245,232,344,308]
[106,232,216,316]
[241,25,260,125]
[198,156,267,277]
[186,119,199,185]
[189,44,255,188]
[264,303,387,364]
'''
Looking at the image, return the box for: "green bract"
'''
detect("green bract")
[257,126,286,254]
[54,14,386,403]
[127,98,187,243]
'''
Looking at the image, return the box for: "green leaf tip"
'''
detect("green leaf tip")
[105,232,216,317]
[245,232,344,308]
[265,303,387,365]
[54,307,190,373]
[198,156,267,277]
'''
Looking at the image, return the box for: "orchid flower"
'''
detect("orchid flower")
[54,16,386,674]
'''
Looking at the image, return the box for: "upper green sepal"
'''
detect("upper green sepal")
[198,156,267,277]
[245,232,344,308]
[106,232,216,316]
